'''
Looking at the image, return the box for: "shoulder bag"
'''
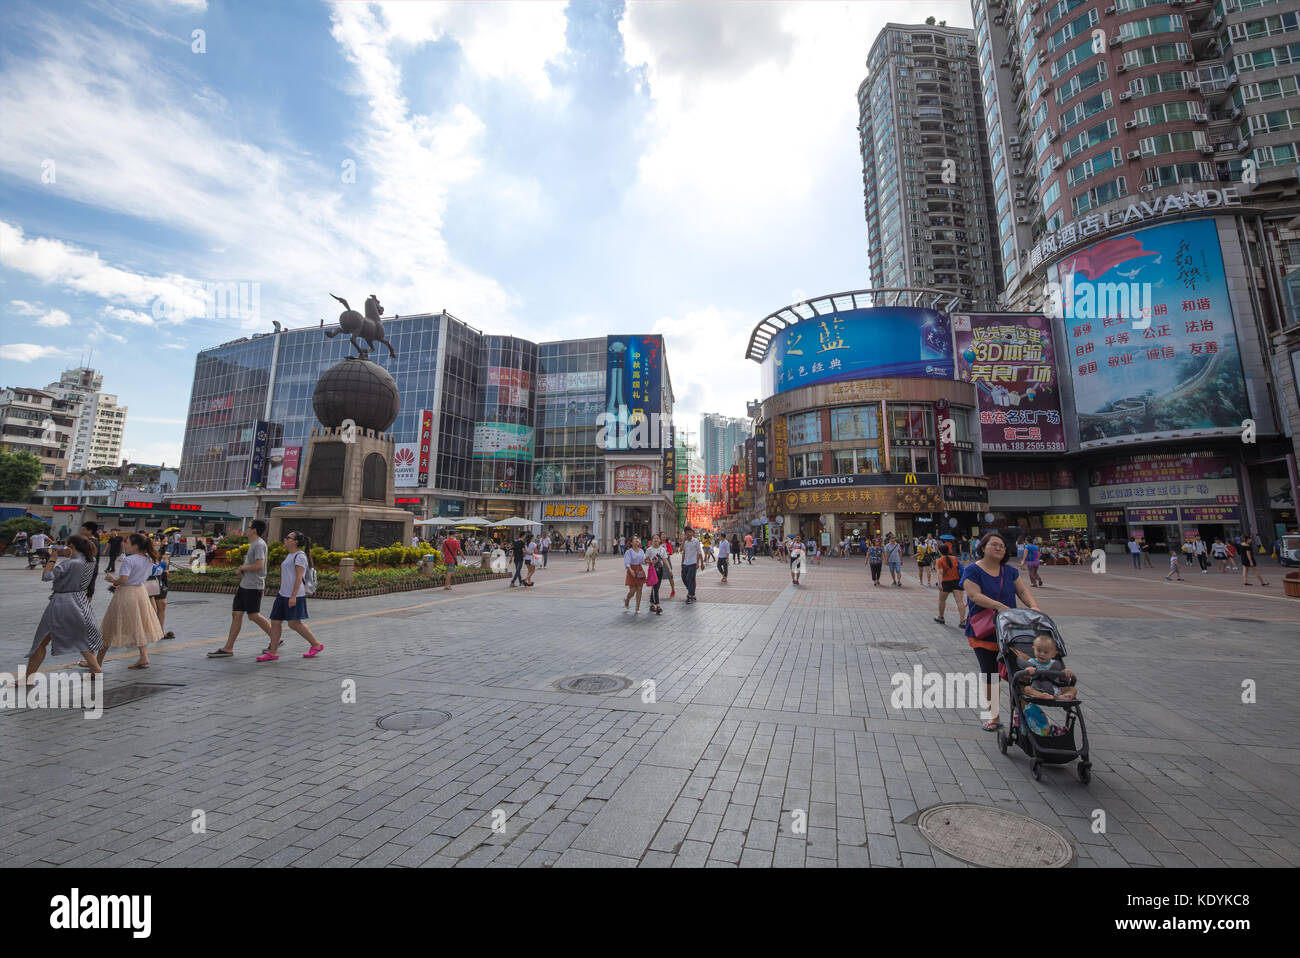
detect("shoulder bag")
[967,567,1005,641]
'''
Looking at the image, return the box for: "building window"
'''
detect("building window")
[787,411,822,446]
[789,451,824,478]
[830,406,879,441]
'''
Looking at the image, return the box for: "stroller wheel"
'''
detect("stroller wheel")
[1077,763,1092,785]
[997,729,1008,755]
[1031,760,1042,781]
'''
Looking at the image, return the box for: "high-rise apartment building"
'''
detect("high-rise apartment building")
[859,22,1003,309]
[45,367,128,471]
[972,0,1300,462]
[0,387,78,486]
[699,413,751,479]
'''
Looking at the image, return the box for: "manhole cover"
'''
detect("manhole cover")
[103,683,186,709]
[913,803,1073,868]
[872,642,927,652]
[377,709,452,731]
[554,674,631,694]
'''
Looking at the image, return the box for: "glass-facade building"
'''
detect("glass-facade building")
[176,314,677,546]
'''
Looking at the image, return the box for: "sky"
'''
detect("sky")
[0,0,975,466]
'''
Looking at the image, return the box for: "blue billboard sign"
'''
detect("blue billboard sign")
[761,308,953,396]
[604,335,665,452]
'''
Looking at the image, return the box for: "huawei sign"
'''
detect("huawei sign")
[395,447,416,468]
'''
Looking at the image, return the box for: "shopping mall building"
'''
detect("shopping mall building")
[746,282,1298,551]
[169,313,678,546]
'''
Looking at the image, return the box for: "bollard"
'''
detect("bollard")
[338,556,355,586]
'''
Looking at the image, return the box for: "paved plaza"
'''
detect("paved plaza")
[2,552,1297,868]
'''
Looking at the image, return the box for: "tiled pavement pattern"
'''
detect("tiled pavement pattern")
[2,553,1297,867]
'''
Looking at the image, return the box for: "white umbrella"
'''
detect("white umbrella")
[414,517,456,526]
[454,516,490,527]
[493,516,540,527]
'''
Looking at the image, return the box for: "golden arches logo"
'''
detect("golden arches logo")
[904,473,917,484]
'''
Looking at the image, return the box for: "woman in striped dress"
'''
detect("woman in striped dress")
[24,534,104,684]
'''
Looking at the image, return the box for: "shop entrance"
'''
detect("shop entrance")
[1134,524,1176,553]
[620,507,651,544]
[839,512,882,553]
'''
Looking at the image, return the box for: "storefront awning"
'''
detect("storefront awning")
[90,507,240,521]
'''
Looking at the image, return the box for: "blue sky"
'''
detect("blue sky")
[0,0,974,466]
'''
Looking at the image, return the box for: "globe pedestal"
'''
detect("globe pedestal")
[268,357,413,552]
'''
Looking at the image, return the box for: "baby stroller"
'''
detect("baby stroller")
[994,609,1092,784]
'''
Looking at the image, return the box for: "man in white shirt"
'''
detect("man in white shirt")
[715,535,731,583]
[680,527,703,603]
[28,530,51,568]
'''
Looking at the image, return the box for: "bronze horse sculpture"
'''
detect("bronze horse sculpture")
[324,293,397,359]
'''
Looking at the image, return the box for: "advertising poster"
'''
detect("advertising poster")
[1049,218,1251,446]
[605,335,663,451]
[488,367,531,408]
[953,312,1065,453]
[280,446,299,489]
[418,409,433,484]
[762,307,953,396]
[266,447,284,490]
[473,422,534,460]
[1088,451,1239,504]
[614,465,653,494]
[394,442,420,487]
[935,397,955,474]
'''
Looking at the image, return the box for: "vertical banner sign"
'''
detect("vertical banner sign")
[662,425,677,491]
[267,447,285,490]
[281,446,300,490]
[773,416,788,479]
[755,422,767,486]
[605,335,663,451]
[418,409,433,487]
[935,397,955,475]
[249,420,270,487]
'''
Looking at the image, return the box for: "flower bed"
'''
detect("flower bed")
[167,562,506,599]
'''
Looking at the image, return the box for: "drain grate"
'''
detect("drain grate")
[554,674,631,695]
[103,683,186,709]
[912,803,1073,868]
[377,709,452,731]
[872,641,927,652]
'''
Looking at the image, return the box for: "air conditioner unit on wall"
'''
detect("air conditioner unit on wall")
[1104,5,1116,15]
[1119,90,1133,100]
[1117,62,1128,73]
[1125,119,1138,129]
[1128,150,1142,160]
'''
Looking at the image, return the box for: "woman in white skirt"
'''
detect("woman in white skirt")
[24,534,104,683]
[98,533,163,669]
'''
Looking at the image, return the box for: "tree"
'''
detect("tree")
[925,15,936,24]
[0,450,44,503]
[0,516,49,549]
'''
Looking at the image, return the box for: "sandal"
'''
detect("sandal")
[128,663,149,670]
[256,653,279,662]
[980,719,1002,731]
[303,644,324,658]
[933,617,945,624]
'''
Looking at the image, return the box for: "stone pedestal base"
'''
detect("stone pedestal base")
[268,504,414,553]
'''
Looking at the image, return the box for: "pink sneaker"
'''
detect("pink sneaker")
[256,653,279,662]
[303,644,324,658]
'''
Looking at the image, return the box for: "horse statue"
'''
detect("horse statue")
[324,293,397,359]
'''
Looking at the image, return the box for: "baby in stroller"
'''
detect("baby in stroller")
[1013,633,1078,702]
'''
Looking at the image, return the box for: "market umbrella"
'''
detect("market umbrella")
[493,516,540,527]
[414,517,456,526]
[453,517,490,527]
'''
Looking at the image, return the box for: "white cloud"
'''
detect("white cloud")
[36,308,71,328]
[8,300,44,316]
[0,343,74,362]
[371,1,570,95]
[652,305,759,428]
[129,416,185,425]
[102,306,155,326]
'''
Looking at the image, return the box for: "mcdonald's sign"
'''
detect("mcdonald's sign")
[904,473,917,484]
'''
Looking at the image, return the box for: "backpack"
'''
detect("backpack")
[303,565,318,596]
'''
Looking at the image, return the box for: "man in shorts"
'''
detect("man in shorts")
[208,519,273,657]
[884,534,904,586]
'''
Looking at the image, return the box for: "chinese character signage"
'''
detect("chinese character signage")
[772,416,788,479]
[754,423,767,485]
[1181,505,1240,523]
[761,307,953,396]
[1087,451,1239,503]
[1127,506,1178,523]
[613,464,653,494]
[1048,219,1251,447]
[662,425,676,491]
[543,503,591,518]
[418,409,433,486]
[953,313,1065,453]
[605,335,663,451]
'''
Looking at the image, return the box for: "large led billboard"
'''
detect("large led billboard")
[953,313,1065,453]
[1048,218,1250,447]
[604,334,666,452]
[761,307,953,397]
